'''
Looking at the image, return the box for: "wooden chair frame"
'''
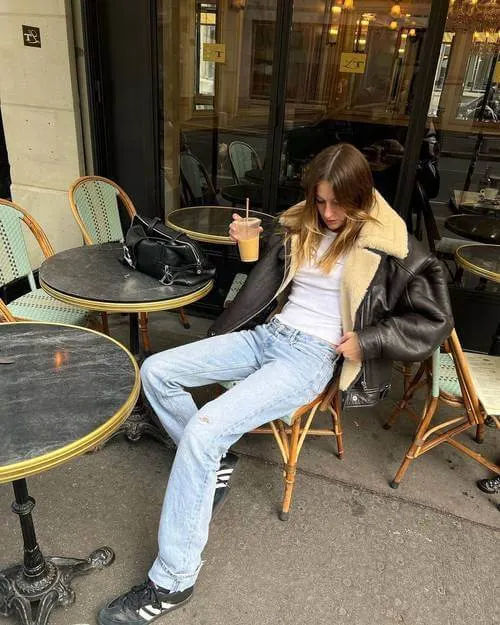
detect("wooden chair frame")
[248,379,343,520]
[0,298,15,322]
[69,176,190,350]
[386,329,500,488]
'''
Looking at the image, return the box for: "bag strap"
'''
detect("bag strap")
[146,216,185,243]
[146,217,162,235]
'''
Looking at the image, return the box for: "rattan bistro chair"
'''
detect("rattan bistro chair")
[69,175,190,351]
[228,141,262,184]
[0,199,92,326]
[385,329,500,488]
[221,379,343,520]
[0,298,15,322]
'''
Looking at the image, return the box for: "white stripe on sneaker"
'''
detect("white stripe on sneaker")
[215,483,228,489]
[217,474,231,482]
[216,468,234,476]
[138,606,157,620]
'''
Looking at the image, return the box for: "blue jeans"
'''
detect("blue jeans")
[141,318,338,592]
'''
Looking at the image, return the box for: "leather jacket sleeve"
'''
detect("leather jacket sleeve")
[356,257,453,363]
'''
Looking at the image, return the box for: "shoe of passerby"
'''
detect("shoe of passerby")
[477,475,500,494]
[212,451,239,517]
[98,579,193,625]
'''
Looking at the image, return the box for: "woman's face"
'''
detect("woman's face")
[315,180,348,232]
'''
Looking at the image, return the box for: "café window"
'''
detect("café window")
[458,34,499,122]
[195,0,217,110]
[250,20,323,102]
[429,32,454,117]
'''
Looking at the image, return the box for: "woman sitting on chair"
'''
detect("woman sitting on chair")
[98,144,453,625]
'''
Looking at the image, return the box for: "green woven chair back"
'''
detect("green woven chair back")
[433,349,462,398]
[228,141,261,184]
[73,180,124,244]
[0,202,36,291]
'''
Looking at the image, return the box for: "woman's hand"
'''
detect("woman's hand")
[336,332,362,362]
[228,213,263,242]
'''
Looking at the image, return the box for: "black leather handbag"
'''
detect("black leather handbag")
[123,215,216,286]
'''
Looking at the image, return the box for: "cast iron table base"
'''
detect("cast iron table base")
[0,479,114,625]
[107,312,174,448]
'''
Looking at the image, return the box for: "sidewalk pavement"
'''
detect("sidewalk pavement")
[1,311,498,625]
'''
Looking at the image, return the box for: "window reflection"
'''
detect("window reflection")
[195,1,217,109]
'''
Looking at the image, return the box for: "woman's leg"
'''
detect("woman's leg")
[140,330,265,445]
[149,323,337,592]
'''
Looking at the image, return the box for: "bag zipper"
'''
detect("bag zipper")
[138,216,203,268]
[359,296,368,390]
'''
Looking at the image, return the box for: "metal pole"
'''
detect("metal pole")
[263,0,294,215]
[393,0,450,220]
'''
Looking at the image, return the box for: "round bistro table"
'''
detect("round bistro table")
[445,215,500,245]
[0,322,139,625]
[167,205,275,244]
[455,244,500,356]
[39,242,213,445]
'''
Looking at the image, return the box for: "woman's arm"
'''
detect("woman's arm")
[356,257,453,362]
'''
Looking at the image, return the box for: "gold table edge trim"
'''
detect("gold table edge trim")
[455,246,500,284]
[40,279,214,313]
[166,218,234,245]
[0,321,141,484]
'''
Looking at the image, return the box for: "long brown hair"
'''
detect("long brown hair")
[280,143,376,272]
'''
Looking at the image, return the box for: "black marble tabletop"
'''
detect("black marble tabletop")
[167,206,275,243]
[445,215,500,245]
[40,242,213,308]
[0,323,139,482]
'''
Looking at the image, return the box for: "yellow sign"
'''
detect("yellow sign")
[203,43,226,63]
[494,61,500,84]
[339,52,367,74]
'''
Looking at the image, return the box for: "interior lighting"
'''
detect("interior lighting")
[390,20,398,30]
[391,3,401,18]
[230,0,247,9]
[343,0,354,9]
[327,26,339,45]
[409,28,416,37]
[332,5,342,15]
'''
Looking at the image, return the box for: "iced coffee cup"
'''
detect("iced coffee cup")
[235,217,261,262]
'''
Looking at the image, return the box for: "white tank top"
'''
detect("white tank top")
[275,231,344,345]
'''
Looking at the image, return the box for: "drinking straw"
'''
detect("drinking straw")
[246,197,250,236]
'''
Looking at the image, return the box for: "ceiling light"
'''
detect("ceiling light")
[391,3,401,18]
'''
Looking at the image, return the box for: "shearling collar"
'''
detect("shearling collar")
[355,191,408,259]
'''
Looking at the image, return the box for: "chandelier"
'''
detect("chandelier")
[447,0,500,33]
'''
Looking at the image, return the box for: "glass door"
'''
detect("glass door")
[157,0,285,315]
[427,0,500,354]
[157,0,282,216]
[275,0,434,211]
